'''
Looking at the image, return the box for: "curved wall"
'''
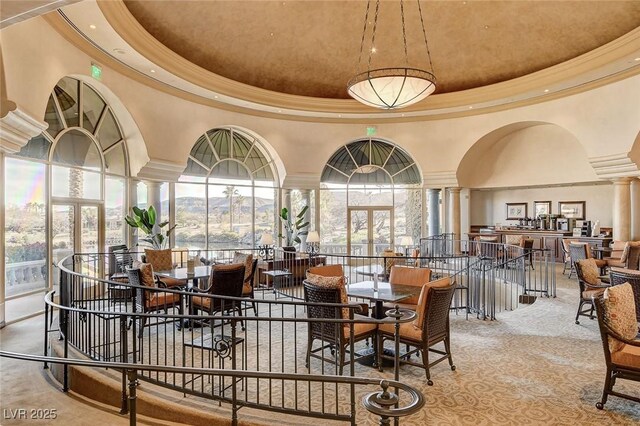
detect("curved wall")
[2,15,640,186]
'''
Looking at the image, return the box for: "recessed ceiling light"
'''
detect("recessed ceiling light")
[150,69,156,73]
[371,47,377,53]
[270,32,274,36]
[401,113,405,117]
[544,89,549,93]
[635,57,640,61]
[469,106,473,109]
[484,25,490,29]
[113,48,126,54]
[89,24,96,30]
[338,114,342,118]
[278,109,282,113]
[214,95,219,99]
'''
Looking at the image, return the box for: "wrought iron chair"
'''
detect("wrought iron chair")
[127,265,183,338]
[574,259,609,325]
[593,285,640,409]
[107,245,134,303]
[561,238,580,276]
[377,277,456,385]
[303,280,376,375]
[569,243,607,277]
[191,263,245,329]
[608,268,640,323]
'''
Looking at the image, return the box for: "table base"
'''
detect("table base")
[355,347,395,368]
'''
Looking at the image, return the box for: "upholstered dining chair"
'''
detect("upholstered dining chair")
[608,268,640,323]
[569,243,607,276]
[602,241,627,269]
[144,248,184,288]
[593,284,640,409]
[127,264,183,338]
[240,259,259,315]
[561,238,580,276]
[191,263,246,329]
[382,266,432,311]
[303,275,376,375]
[377,277,456,385]
[574,258,610,325]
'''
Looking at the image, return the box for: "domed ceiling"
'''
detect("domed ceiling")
[123,0,640,99]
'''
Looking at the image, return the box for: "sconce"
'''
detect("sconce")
[258,233,274,260]
[306,231,320,256]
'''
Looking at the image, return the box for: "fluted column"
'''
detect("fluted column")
[299,189,311,251]
[281,189,292,247]
[128,179,139,248]
[145,180,162,234]
[427,189,441,236]
[631,178,640,240]
[449,187,462,253]
[612,177,632,241]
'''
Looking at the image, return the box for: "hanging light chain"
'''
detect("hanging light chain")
[417,0,436,77]
[367,0,381,71]
[355,0,372,74]
[400,0,409,65]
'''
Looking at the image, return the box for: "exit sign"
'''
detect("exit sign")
[91,63,102,80]
[366,126,377,136]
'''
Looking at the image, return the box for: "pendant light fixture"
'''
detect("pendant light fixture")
[347,0,437,110]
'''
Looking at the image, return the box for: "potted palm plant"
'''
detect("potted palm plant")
[278,206,309,250]
[124,206,176,249]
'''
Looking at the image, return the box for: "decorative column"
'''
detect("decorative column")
[612,177,632,241]
[145,180,162,234]
[128,179,139,248]
[427,189,441,236]
[631,179,640,240]
[299,189,311,252]
[0,151,5,328]
[281,189,292,247]
[449,187,461,253]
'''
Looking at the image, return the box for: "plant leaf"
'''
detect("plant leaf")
[124,216,138,228]
[132,206,143,217]
[148,205,157,226]
[158,220,169,228]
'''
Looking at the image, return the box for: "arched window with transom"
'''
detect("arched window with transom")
[320,138,422,256]
[175,127,278,250]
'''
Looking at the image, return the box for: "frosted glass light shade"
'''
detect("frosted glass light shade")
[260,233,274,245]
[348,68,436,109]
[400,236,414,246]
[306,231,320,243]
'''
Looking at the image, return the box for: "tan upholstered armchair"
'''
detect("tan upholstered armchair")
[593,283,640,409]
[574,258,610,325]
[383,266,432,311]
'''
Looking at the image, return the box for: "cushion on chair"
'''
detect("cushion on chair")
[389,266,431,305]
[504,234,525,247]
[605,258,626,268]
[603,283,639,353]
[306,272,349,319]
[379,320,422,342]
[233,252,254,283]
[620,241,640,263]
[308,264,344,277]
[577,258,602,286]
[610,343,640,369]
[242,283,253,295]
[191,295,211,309]
[158,277,185,288]
[582,288,606,299]
[343,316,377,340]
[146,292,180,308]
[144,248,173,271]
[413,276,452,330]
[132,261,156,287]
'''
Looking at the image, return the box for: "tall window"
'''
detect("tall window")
[176,127,278,250]
[320,139,422,254]
[5,77,129,306]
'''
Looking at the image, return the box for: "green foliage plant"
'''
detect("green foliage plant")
[278,206,309,247]
[124,205,176,250]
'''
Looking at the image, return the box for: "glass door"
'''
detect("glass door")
[347,207,394,257]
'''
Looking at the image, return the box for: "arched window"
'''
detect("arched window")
[320,138,422,256]
[5,77,129,308]
[176,127,278,250]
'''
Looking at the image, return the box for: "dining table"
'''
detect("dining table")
[154,265,212,328]
[346,280,421,319]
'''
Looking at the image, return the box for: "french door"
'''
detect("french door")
[347,207,393,258]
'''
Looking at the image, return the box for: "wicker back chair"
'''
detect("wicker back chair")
[574,259,609,324]
[625,245,640,270]
[127,266,182,338]
[241,259,260,315]
[593,289,640,409]
[378,281,457,385]
[608,269,640,322]
[108,245,133,279]
[303,281,376,375]
[191,263,245,328]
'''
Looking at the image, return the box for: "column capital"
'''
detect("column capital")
[447,187,462,193]
[143,180,163,189]
[0,105,48,154]
[611,177,634,185]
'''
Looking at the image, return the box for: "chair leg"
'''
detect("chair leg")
[137,316,146,338]
[252,300,258,316]
[444,336,455,371]
[377,334,383,372]
[422,347,432,386]
[305,335,313,370]
[235,305,245,331]
[562,261,568,275]
[596,367,613,409]
[575,300,585,324]
[338,346,345,376]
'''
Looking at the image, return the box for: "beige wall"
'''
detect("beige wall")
[470,183,614,227]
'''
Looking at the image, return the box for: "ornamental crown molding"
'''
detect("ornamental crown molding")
[136,159,185,182]
[0,106,48,154]
[589,152,640,179]
[423,171,459,188]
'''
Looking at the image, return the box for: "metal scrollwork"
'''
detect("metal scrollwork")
[363,379,425,425]
[212,336,232,359]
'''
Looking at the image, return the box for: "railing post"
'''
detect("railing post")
[120,314,129,414]
[127,369,137,426]
[44,299,49,370]
[231,319,238,426]
[62,307,69,392]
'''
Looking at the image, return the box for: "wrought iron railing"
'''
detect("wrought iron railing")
[45,252,425,425]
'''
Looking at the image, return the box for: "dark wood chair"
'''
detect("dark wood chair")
[574,259,609,325]
[625,245,640,270]
[127,265,183,338]
[377,278,456,385]
[303,280,376,375]
[191,263,245,329]
[593,286,640,409]
[569,243,607,276]
[608,268,640,323]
